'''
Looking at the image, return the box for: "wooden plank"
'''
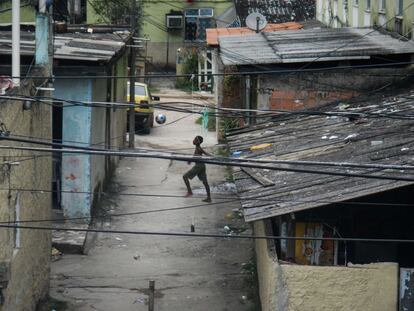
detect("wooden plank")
[240,168,275,187]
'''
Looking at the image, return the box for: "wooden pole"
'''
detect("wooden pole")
[148,280,155,311]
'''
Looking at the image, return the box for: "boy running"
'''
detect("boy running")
[183,136,212,202]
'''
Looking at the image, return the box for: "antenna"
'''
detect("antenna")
[245,13,267,33]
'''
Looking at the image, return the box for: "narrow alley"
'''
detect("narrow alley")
[48,91,256,311]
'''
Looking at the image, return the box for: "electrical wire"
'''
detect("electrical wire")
[1,187,413,226]
[2,143,414,182]
[1,185,413,208]
[4,93,414,122]
[1,223,414,243]
[3,134,414,171]
[0,198,240,224]
[6,60,414,80]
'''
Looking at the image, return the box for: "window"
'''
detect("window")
[396,0,403,15]
[379,0,386,11]
[365,0,371,10]
[185,8,214,41]
[134,85,147,96]
[353,0,358,6]
[127,84,147,96]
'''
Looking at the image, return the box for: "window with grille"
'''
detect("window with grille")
[184,8,214,41]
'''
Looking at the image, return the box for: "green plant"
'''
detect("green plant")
[36,296,69,311]
[222,116,241,132]
[223,75,238,89]
[90,0,142,30]
[176,48,199,91]
[216,145,234,182]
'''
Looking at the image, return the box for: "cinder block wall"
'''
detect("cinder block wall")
[0,78,52,310]
[253,220,399,311]
[257,68,414,111]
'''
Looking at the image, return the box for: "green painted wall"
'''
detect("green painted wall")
[0,4,36,23]
[86,1,101,24]
[87,0,234,43]
[140,0,233,43]
[317,0,414,37]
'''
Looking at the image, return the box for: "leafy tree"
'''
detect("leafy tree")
[90,0,142,30]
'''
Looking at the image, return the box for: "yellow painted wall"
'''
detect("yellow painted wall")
[254,221,287,311]
[317,0,414,37]
[282,263,398,311]
[254,220,399,311]
[0,73,52,310]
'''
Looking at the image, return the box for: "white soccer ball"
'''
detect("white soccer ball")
[155,114,166,124]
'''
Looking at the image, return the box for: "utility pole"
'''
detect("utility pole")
[12,0,20,86]
[128,0,137,148]
[35,0,50,67]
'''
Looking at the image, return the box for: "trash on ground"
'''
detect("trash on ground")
[250,143,271,151]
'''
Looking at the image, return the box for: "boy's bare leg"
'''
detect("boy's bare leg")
[202,181,211,202]
[183,175,193,196]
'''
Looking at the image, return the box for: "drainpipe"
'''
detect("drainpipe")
[12,0,20,86]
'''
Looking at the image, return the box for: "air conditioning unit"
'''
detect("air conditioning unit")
[166,15,183,29]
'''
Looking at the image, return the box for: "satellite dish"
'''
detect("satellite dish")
[246,13,268,33]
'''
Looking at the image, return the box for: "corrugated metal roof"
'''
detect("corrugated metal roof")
[0,30,130,62]
[219,28,414,66]
[227,86,414,222]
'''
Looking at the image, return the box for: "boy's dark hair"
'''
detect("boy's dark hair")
[195,136,203,145]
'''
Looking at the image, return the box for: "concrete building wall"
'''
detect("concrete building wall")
[91,78,108,202]
[0,81,52,310]
[109,53,128,170]
[136,0,233,67]
[256,68,413,111]
[0,3,36,23]
[54,78,93,218]
[253,220,399,311]
[54,57,127,218]
[317,0,414,37]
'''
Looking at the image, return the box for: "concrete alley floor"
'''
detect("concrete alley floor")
[49,91,256,311]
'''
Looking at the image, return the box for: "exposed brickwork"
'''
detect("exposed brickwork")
[269,90,357,111]
[257,68,414,112]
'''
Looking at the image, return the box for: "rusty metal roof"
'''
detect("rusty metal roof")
[219,27,414,66]
[206,22,302,46]
[227,86,414,222]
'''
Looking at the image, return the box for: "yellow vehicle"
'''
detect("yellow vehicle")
[127,82,160,134]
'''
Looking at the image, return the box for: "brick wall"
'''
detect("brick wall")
[0,76,52,310]
[257,68,414,111]
[269,89,357,110]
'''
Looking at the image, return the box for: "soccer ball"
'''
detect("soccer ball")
[155,114,166,124]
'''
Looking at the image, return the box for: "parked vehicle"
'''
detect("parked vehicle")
[127,82,160,134]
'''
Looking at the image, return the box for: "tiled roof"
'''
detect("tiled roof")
[235,0,315,26]
[206,22,302,46]
[219,27,414,66]
[227,85,414,222]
